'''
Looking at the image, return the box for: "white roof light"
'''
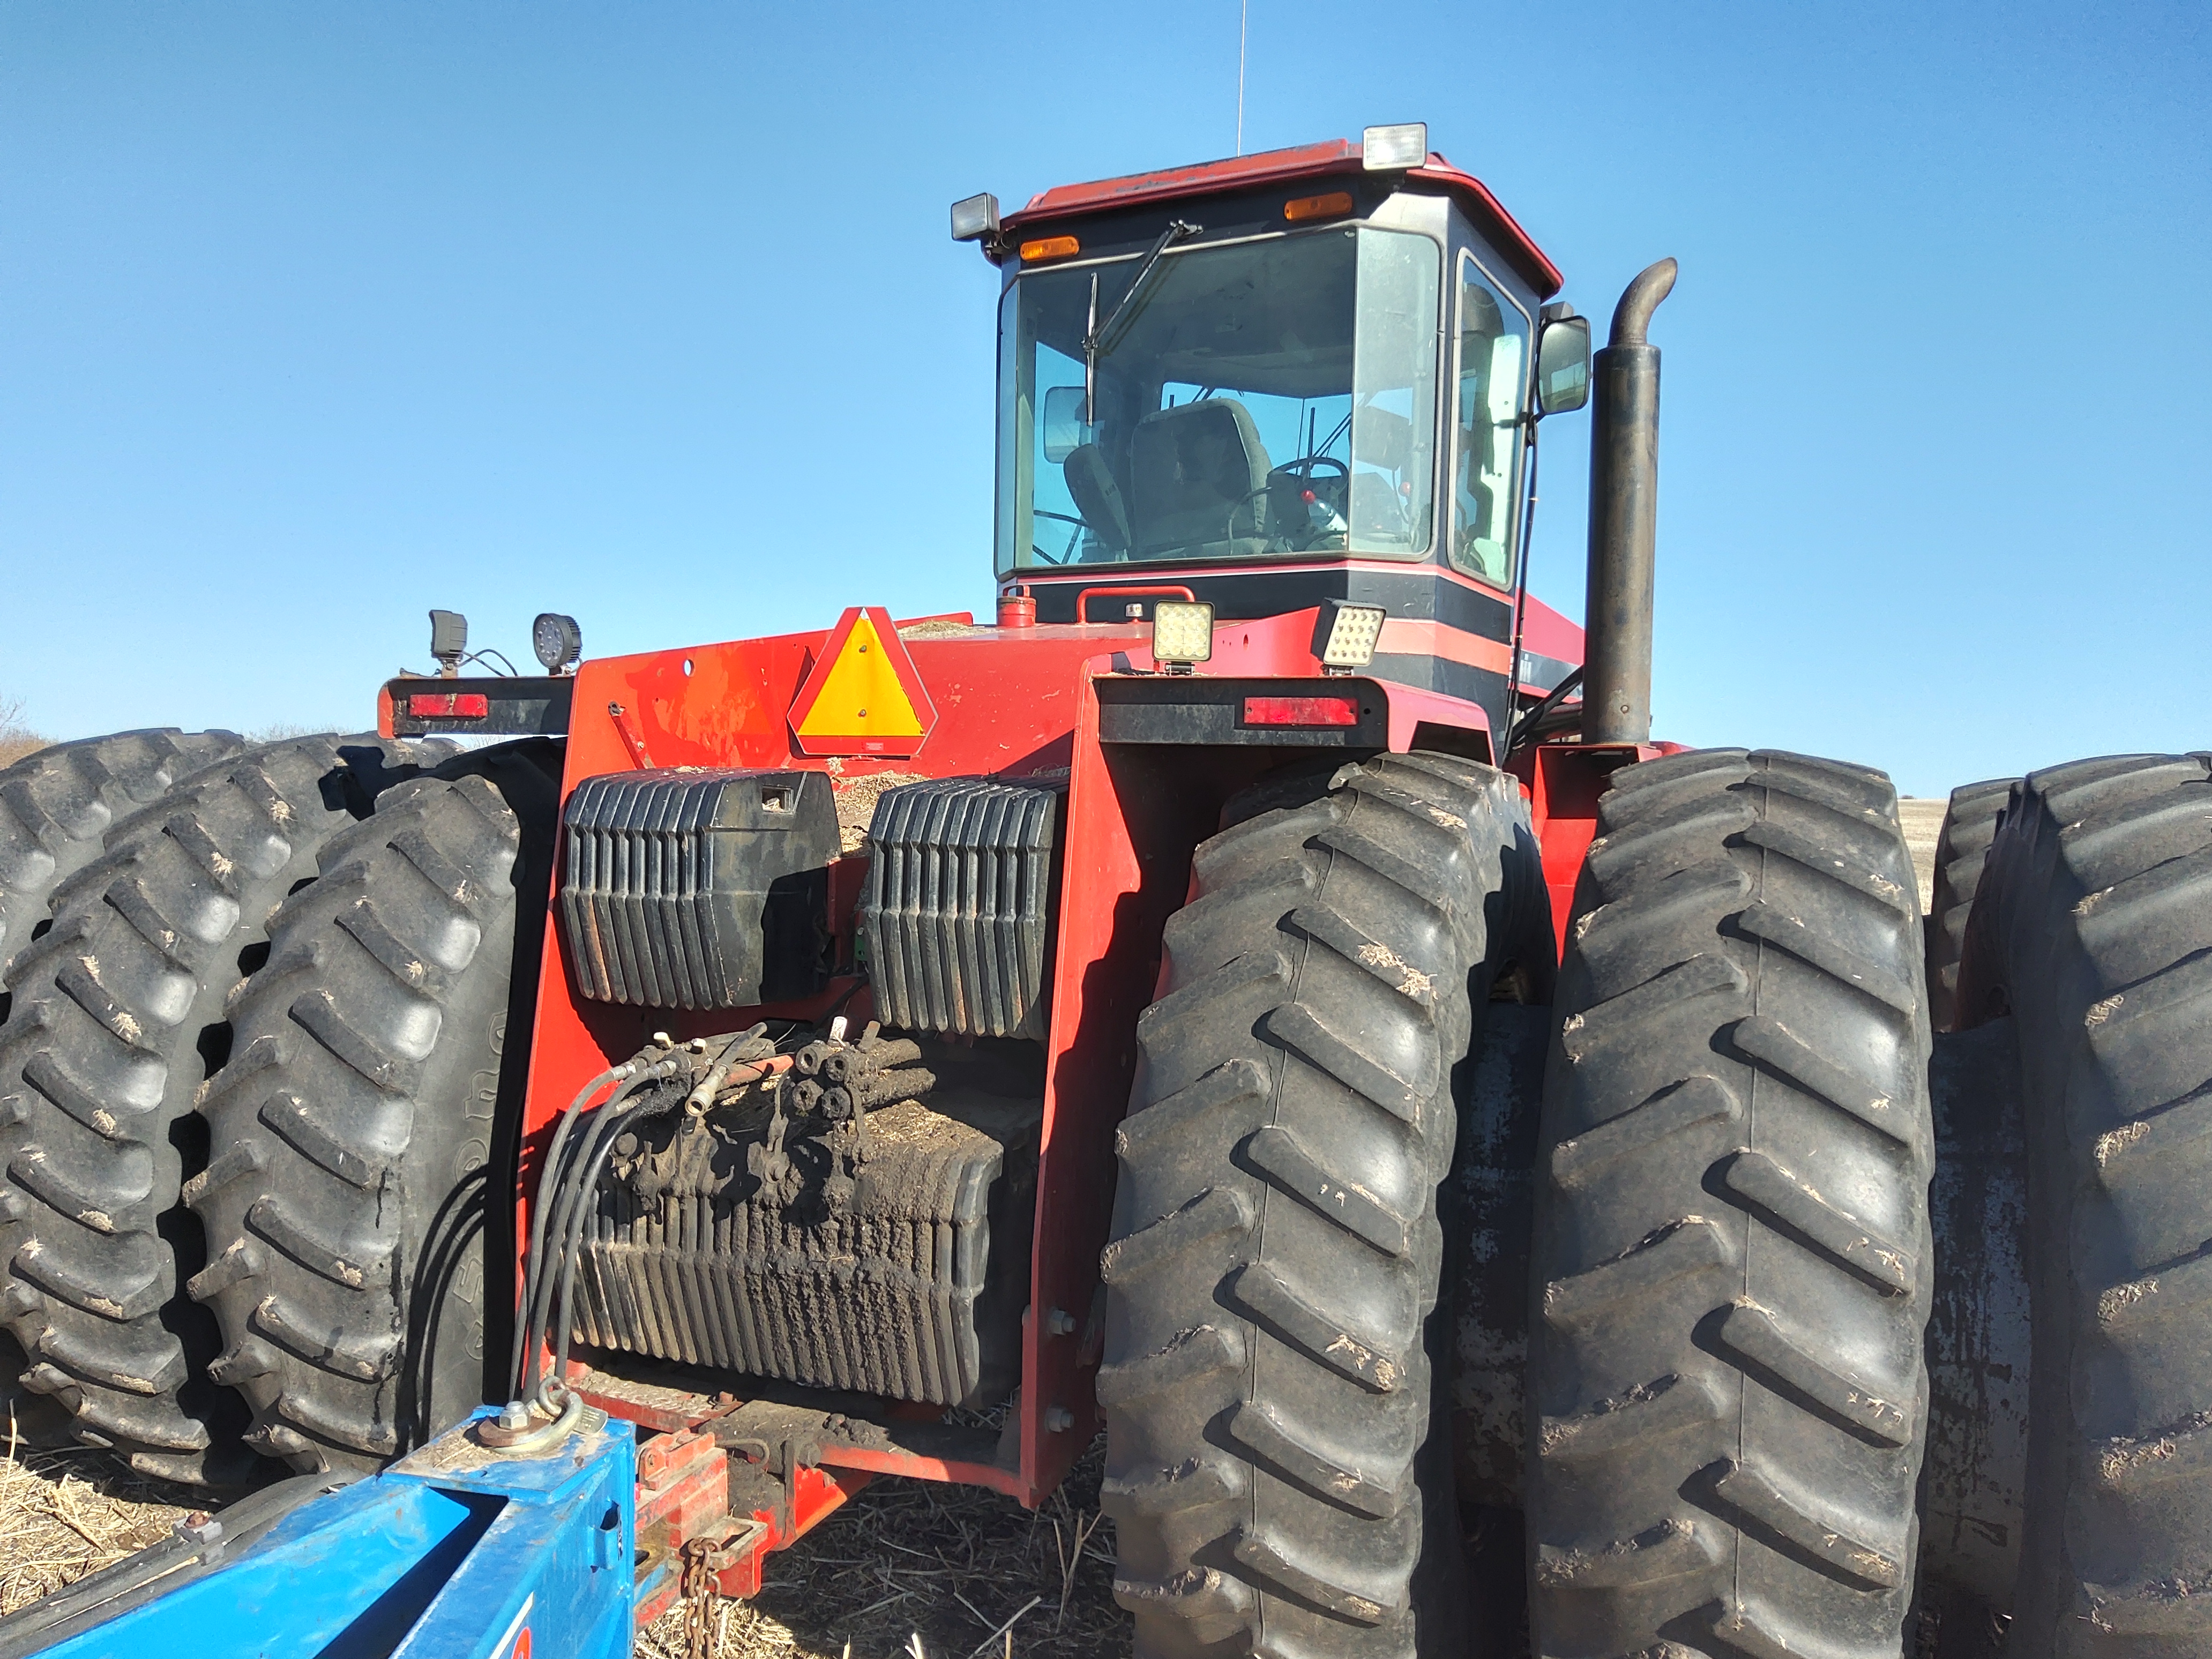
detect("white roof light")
[1362,123,1428,171]
[950,192,1000,243]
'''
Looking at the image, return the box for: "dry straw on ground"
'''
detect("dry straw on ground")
[0,1409,191,1617]
[638,1437,1119,1659]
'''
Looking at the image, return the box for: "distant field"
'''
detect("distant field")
[1899,795,1946,913]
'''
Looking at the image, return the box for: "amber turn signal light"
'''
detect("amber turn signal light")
[1019,235,1080,261]
[1283,191,1353,222]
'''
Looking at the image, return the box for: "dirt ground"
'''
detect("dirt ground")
[0,790,1962,1655]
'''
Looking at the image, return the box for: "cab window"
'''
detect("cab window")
[996,226,1441,572]
[1448,253,1531,588]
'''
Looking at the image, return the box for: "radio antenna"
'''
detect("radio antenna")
[1236,0,1249,154]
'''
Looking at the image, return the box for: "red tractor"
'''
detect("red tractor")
[1,126,2199,1659]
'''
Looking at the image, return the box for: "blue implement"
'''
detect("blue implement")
[0,1410,639,1659]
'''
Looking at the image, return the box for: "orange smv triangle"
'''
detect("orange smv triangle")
[789,606,938,757]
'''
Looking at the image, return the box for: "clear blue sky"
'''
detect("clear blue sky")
[2,3,2204,796]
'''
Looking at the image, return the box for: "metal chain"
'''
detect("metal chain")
[679,1537,718,1659]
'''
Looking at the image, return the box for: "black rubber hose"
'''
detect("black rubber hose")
[509,1064,626,1395]
[523,1080,651,1401]
[519,1060,679,1400]
[518,1071,639,1400]
[1507,666,1585,756]
[544,1082,694,1400]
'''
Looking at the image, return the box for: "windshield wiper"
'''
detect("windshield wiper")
[1084,219,1202,422]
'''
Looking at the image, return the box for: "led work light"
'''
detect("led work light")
[532,612,584,674]
[1313,601,1386,672]
[429,609,468,677]
[1150,601,1215,672]
[1362,123,1428,171]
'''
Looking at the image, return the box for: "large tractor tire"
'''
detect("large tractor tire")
[186,742,559,1474]
[1097,752,1550,1659]
[1953,753,2212,1655]
[1527,749,1935,1659]
[0,727,245,1449]
[0,737,423,1482]
[1924,778,2013,1033]
[0,729,246,989]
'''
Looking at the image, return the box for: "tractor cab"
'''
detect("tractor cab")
[955,125,1594,736]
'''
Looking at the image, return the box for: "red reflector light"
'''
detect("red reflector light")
[1243,695,1358,727]
[408,692,490,718]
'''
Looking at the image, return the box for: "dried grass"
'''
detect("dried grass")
[0,1407,191,1616]
[0,698,48,770]
[637,1436,1119,1659]
[0,1418,1119,1659]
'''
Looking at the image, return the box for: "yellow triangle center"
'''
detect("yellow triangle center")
[796,615,926,738]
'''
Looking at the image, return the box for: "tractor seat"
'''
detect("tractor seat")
[1063,443,1132,559]
[1125,399,1274,559]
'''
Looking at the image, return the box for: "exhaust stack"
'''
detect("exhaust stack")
[1582,258,1678,746]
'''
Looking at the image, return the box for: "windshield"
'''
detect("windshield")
[996,226,1441,573]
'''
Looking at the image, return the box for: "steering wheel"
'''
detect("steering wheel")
[1029,510,1087,565]
[1279,454,1350,484]
[1265,456,1352,550]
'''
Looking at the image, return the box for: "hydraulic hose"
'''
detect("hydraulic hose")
[542,1049,793,1396]
[509,1063,628,1394]
[519,1058,683,1401]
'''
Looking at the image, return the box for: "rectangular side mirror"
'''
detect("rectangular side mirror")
[1536,315,1591,415]
[1041,384,1091,462]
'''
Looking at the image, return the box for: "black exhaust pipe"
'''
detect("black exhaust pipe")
[1582,258,1677,746]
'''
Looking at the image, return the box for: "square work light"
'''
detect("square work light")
[1362,123,1428,171]
[1312,601,1386,671]
[950,192,1000,243]
[1150,601,1215,671]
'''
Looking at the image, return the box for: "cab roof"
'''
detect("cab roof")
[1001,137,1564,298]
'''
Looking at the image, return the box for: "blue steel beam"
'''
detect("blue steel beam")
[6,1411,638,1659]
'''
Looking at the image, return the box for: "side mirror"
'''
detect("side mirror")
[1535,313,1591,416]
[1041,384,1091,463]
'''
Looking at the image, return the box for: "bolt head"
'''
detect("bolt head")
[496,1400,530,1431]
[174,1512,223,1545]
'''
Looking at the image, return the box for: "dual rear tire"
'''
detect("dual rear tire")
[1099,752,1552,1658]
[0,732,557,1482]
[1952,756,2212,1655]
[1102,746,1944,1659]
[1527,750,1935,1659]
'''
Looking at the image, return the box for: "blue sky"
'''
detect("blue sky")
[2,2,2204,796]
